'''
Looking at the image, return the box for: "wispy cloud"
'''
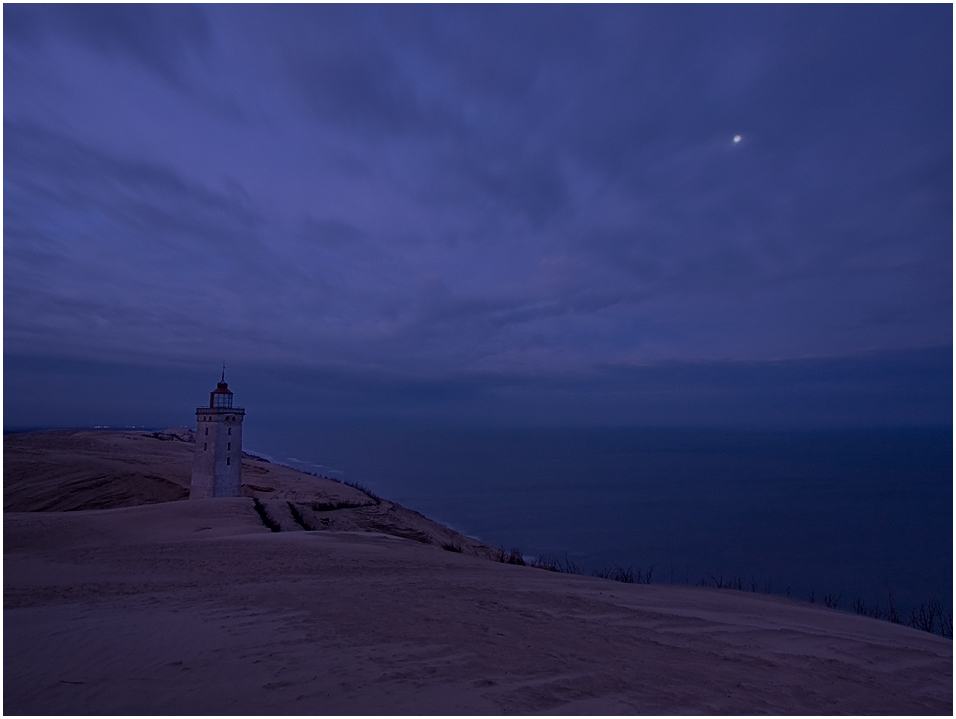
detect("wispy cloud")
[3,4,951,396]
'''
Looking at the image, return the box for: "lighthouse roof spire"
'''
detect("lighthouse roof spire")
[210,365,233,407]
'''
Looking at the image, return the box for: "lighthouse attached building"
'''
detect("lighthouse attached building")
[190,378,245,499]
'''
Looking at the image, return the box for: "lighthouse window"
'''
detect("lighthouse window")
[227,442,231,450]
[205,427,208,436]
[203,443,207,451]
[228,427,231,435]
[226,457,231,465]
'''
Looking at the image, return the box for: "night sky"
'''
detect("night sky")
[4,4,952,429]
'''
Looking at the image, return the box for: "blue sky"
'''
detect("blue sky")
[4,4,952,428]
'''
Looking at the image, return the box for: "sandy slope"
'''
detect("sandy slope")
[4,429,496,557]
[3,430,952,714]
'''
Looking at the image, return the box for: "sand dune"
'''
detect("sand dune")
[4,429,496,557]
[4,430,952,714]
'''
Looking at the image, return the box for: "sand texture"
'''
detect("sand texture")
[4,430,952,715]
[4,429,496,557]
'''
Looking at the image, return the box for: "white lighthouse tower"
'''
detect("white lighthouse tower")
[190,369,245,499]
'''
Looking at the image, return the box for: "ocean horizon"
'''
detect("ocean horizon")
[243,424,952,617]
[7,422,949,617]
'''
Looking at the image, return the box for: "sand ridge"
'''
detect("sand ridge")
[4,429,497,557]
[3,430,952,714]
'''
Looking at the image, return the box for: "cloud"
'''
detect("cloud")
[2,4,951,399]
[4,4,212,88]
[4,347,950,430]
[4,122,275,360]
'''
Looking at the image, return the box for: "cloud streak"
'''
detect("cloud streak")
[3,4,951,425]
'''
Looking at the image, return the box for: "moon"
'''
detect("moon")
[733,135,742,143]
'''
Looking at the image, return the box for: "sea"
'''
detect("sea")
[245,424,952,615]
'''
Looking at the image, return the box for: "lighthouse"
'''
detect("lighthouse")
[190,370,245,499]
